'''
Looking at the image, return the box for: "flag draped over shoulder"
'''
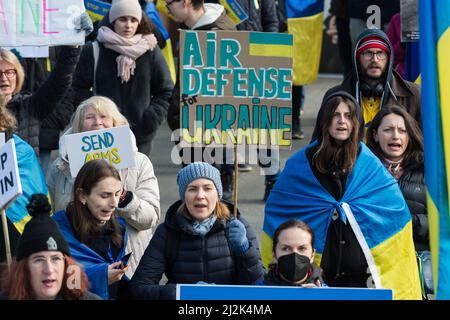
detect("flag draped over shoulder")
[6,135,48,234]
[285,0,323,85]
[419,0,450,300]
[263,142,421,299]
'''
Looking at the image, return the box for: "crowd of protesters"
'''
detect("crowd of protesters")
[0,0,428,300]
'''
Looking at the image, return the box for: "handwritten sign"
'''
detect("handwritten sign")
[84,0,110,22]
[0,0,85,46]
[180,30,293,148]
[219,0,248,25]
[64,126,136,178]
[0,140,22,209]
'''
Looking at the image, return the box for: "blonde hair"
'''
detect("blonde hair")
[0,93,17,131]
[71,96,128,133]
[0,48,25,94]
[180,201,231,221]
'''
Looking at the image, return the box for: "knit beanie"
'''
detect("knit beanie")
[16,194,70,261]
[356,36,390,58]
[177,162,223,200]
[109,0,142,23]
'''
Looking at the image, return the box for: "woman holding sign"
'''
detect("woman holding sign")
[47,96,160,278]
[263,92,421,299]
[128,162,264,300]
[53,160,129,300]
[72,0,173,156]
[0,13,93,156]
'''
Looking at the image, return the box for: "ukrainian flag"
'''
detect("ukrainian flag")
[248,32,293,58]
[419,0,450,300]
[285,0,323,85]
[6,135,48,234]
[84,0,110,22]
[263,143,422,299]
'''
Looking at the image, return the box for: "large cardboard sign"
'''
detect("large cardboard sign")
[0,140,22,209]
[176,284,393,300]
[0,0,85,46]
[65,126,136,178]
[179,30,293,148]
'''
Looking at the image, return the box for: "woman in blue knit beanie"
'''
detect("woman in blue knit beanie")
[128,162,265,299]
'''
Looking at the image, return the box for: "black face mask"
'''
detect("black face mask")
[277,252,311,283]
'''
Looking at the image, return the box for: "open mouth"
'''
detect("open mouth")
[336,127,347,132]
[194,204,207,209]
[42,279,56,288]
[388,143,402,149]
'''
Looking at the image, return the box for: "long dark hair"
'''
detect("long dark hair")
[313,95,360,174]
[366,105,424,169]
[67,160,123,248]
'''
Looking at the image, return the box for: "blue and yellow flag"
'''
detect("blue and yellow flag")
[285,0,323,85]
[419,0,450,300]
[263,143,421,299]
[6,135,48,234]
[248,32,293,58]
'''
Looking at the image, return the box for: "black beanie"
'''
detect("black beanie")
[16,194,70,261]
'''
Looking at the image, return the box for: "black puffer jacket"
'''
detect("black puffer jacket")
[398,165,428,251]
[72,34,173,147]
[6,46,81,155]
[128,200,265,300]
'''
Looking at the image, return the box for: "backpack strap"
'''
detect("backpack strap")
[92,41,100,95]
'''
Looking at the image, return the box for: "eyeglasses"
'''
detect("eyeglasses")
[361,51,388,61]
[166,0,180,8]
[30,255,65,268]
[0,69,16,79]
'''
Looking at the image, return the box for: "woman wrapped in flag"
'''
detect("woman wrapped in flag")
[263,91,422,299]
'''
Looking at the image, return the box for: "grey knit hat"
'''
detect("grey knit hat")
[177,162,223,200]
[109,0,142,23]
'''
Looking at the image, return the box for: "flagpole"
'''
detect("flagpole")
[1,208,12,268]
[233,143,238,219]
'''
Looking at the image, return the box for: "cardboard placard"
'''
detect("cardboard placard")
[64,125,136,178]
[0,140,22,209]
[179,30,293,148]
[0,0,85,46]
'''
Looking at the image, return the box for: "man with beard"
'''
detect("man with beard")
[313,29,421,141]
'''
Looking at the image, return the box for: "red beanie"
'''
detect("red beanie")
[356,36,390,57]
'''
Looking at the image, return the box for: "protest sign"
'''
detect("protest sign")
[219,0,248,25]
[64,125,136,178]
[5,46,49,58]
[84,0,110,22]
[0,140,22,210]
[179,30,293,148]
[176,284,393,300]
[0,133,4,147]
[401,0,419,42]
[0,0,85,46]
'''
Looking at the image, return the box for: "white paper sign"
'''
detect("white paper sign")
[0,0,85,46]
[65,125,137,178]
[0,140,22,209]
[4,46,50,58]
[0,133,4,147]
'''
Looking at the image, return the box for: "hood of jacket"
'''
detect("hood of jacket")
[352,28,396,107]
[164,199,241,235]
[191,3,235,31]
